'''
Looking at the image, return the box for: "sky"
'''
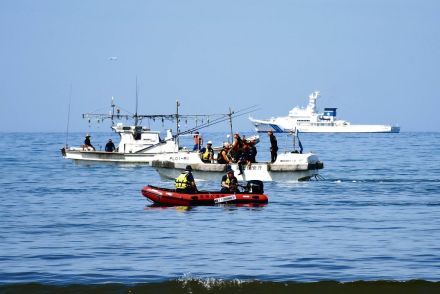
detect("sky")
[1,0,439,132]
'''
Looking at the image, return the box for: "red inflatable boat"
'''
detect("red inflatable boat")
[141,184,268,206]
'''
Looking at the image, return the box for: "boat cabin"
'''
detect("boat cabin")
[112,123,173,153]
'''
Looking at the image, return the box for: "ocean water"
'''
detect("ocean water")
[1,131,440,293]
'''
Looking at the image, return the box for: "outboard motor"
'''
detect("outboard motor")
[246,180,264,194]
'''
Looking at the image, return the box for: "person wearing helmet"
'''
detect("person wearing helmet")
[175,165,198,193]
[200,141,214,163]
[217,142,232,164]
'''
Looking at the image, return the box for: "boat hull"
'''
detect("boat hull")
[252,121,400,133]
[61,149,156,164]
[142,185,268,206]
[152,152,323,182]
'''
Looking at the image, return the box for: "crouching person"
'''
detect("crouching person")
[175,165,198,193]
[220,167,238,193]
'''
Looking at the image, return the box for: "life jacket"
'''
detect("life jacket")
[224,176,237,191]
[201,148,213,161]
[193,134,202,145]
[217,149,228,164]
[175,172,189,189]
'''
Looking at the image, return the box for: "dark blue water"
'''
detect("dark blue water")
[1,132,440,291]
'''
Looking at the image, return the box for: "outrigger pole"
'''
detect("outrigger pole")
[82,96,258,144]
[134,105,258,154]
[175,105,258,138]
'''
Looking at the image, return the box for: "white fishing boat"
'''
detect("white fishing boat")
[249,91,400,133]
[61,98,254,164]
[151,132,324,182]
[61,125,178,164]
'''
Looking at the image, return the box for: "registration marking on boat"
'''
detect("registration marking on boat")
[214,195,236,203]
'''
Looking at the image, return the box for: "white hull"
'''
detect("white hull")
[152,152,323,182]
[252,120,400,133]
[62,149,157,164]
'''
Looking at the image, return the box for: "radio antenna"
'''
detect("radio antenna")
[65,84,72,148]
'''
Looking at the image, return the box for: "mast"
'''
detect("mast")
[228,107,234,143]
[134,76,139,126]
[176,99,180,146]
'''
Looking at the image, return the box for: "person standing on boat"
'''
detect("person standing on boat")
[200,141,214,163]
[248,139,257,163]
[230,133,243,162]
[83,134,95,151]
[175,165,198,193]
[221,168,238,193]
[217,143,232,164]
[268,130,278,163]
[237,140,251,175]
[193,131,202,151]
[105,139,116,152]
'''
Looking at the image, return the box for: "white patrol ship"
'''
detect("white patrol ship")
[249,91,400,133]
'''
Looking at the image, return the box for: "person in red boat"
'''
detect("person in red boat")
[220,167,238,193]
[175,165,198,193]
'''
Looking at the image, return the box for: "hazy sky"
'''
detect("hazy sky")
[1,0,439,132]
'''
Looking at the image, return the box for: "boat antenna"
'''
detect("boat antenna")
[111,96,115,125]
[134,76,139,126]
[293,127,296,150]
[65,84,72,148]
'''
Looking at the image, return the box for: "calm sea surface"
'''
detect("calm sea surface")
[1,131,440,292]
